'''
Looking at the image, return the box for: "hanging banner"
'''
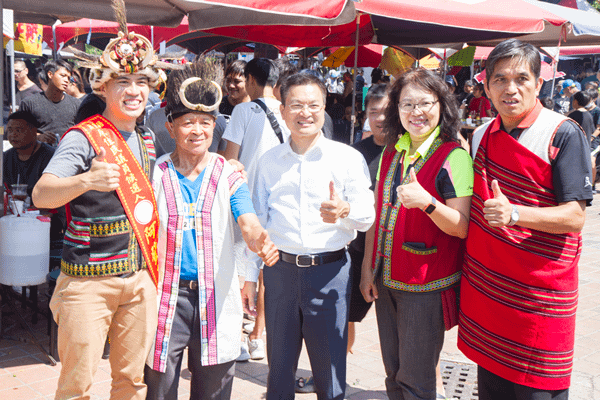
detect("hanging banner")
[4,23,43,55]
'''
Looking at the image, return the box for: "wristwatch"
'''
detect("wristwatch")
[508,204,519,226]
[423,196,437,215]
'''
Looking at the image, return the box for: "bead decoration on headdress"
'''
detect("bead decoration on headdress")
[178,77,223,112]
[102,31,154,74]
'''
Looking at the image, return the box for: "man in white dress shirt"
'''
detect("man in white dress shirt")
[249,73,375,400]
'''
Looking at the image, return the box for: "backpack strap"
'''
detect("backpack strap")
[253,99,284,144]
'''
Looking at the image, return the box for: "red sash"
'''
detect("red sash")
[68,115,159,286]
[458,122,580,390]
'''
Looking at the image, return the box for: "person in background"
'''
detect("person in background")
[553,79,573,115]
[14,59,42,107]
[569,90,595,144]
[222,58,289,362]
[19,59,80,146]
[66,69,86,99]
[145,56,279,400]
[361,68,472,400]
[219,60,251,117]
[3,111,54,196]
[540,97,555,110]
[459,38,592,400]
[467,83,493,118]
[456,79,474,108]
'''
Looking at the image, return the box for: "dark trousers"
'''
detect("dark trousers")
[263,254,351,400]
[477,366,569,400]
[145,286,235,400]
[374,279,445,400]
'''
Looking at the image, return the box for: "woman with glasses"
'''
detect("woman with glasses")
[360,68,474,400]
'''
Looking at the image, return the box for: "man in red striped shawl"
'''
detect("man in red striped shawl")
[458,38,593,400]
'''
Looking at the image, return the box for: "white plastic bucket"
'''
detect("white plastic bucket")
[0,215,50,286]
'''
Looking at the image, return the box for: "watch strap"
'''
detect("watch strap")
[423,196,437,215]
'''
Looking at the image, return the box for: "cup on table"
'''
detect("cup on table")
[11,184,28,201]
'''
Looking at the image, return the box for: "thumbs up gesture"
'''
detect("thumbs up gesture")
[483,179,512,227]
[252,230,279,267]
[87,147,121,192]
[320,180,350,223]
[396,168,430,210]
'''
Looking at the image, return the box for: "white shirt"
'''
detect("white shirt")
[222,97,290,192]
[247,134,375,281]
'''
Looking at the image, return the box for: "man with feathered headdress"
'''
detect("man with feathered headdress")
[145,56,278,399]
[32,1,182,398]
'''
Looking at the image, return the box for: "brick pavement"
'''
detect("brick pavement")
[1,198,600,399]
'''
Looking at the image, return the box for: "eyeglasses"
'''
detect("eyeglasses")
[14,69,24,74]
[398,100,438,113]
[287,103,324,113]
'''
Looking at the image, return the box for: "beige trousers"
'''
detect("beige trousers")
[50,270,158,400]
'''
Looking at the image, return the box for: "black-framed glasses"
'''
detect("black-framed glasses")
[398,100,438,113]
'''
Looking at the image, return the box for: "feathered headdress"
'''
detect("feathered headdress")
[165,56,224,119]
[67,0,184,93]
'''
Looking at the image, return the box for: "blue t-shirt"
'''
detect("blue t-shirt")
[178,170,255,281]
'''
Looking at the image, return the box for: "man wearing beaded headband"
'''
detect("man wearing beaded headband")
[31,1,181,398]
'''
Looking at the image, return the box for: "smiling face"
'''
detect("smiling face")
[281,83,325,144]
[485,57,543,132]
[102,74,150,127]
[167,112,215,158]
[225,73,248,103]
[398,83,440,142]
[47,67,71,92]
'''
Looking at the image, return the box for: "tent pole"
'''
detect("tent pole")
[550,37,562,99]
[350,13,360,144]
[52,22,58,60]
[8,39,15,112]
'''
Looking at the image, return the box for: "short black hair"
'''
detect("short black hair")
[486,39,541,87]
[245,58,279,88]
[7,110,39,128]
[540,97,555,110]
[586,88,599,101]
[364,84,388,109]
[225,59,247,78]
[274,57,298,88]
[573,90,591,108]
[279,72,327,106]
[43,59,73,80]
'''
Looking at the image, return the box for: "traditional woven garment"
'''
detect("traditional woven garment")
[61,116,156,278]
[147,154,245,371]
[373,136,464,328]
[458,107,580,390]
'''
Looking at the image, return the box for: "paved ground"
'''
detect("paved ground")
[1,197,600,399]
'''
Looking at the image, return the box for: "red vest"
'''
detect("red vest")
[373,138,464,293]
[458,116,580,390]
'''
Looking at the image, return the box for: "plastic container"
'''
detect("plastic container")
[0,214,50,286]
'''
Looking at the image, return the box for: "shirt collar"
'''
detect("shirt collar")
[489,99,543,133]
[394,125,440,161]
[278,131,325,159]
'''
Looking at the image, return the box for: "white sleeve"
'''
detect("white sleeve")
[339,150,376,232]
[222,105,248,146]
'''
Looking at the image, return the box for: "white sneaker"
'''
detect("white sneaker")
[243,321,255,334]
[248,338,265,360]
[236,340,251,362]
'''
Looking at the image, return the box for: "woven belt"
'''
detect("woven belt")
[279,249,346,267]
[179,279,198,290]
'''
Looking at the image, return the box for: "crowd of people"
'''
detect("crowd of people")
[1,4,593,400]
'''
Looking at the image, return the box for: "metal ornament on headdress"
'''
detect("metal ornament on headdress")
[178,77,223,113]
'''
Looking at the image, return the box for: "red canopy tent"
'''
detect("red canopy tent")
[43,17,189,51]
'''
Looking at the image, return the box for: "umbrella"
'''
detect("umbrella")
[473,61,565,83]
[321,44,384,68]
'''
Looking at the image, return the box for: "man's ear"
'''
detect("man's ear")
[165,120,175,139]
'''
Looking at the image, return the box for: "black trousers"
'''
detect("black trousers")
[477,366,569,400]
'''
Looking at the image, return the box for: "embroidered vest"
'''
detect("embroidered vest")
[458,112,580,390]
[373,138,464,292]
[61,119,156,278]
